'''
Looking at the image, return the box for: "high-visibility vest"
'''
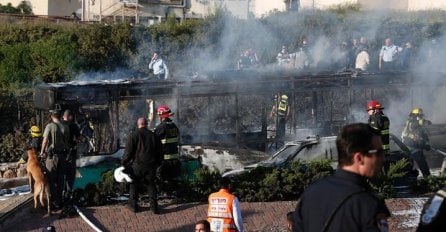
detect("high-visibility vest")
[277,95,288,117]
[207,189,238,232]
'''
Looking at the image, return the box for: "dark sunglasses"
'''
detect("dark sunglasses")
[367,149,385,157]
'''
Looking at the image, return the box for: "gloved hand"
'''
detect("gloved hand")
[40,152,46,159]
[425,144,431,151]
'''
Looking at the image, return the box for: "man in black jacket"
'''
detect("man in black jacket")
[294,123,390,232]
[122,117,163,213]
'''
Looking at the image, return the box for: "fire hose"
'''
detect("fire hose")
[432,147,446,156]
[73,204,103,232]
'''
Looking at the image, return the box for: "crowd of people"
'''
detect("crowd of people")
[235,36,425,73]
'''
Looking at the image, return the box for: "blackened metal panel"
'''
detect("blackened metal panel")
[33,88,55,110]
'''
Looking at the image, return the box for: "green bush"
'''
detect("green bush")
[370,158,412,198]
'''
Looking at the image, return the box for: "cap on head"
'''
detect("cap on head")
[366,100,384,111]
[157,105,174,118]
[30,126,42,138]
[49,109,61,117]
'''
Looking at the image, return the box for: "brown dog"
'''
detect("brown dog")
[26,148,51,214]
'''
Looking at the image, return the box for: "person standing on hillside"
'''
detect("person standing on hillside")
[149,51,169,79]
[122,117,163,213]
[294,123,390,232]
[40,109,70,210]
[379,38,400,71]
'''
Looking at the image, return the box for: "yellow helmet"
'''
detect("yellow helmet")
[410,107,423,116]
[281,94,288,100]
[30,126,42,138]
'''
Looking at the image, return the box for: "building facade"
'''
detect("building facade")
[1,0,445,23]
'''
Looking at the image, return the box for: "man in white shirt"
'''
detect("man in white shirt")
[355,47,370,71]
[149,52,169,79]
[379,38,400,71]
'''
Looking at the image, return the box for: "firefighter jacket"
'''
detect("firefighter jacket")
[368,112,390,153]
[401,117,430,149]
[277,95,289,118]
[417,186,446,232]
[155,118,179,160]
[208,188,244,232]
[121,127,163,176]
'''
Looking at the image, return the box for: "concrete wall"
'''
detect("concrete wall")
[252,0,285,18]
[189,0,249,19]
[48,0,81,17]
[408,0,446,11]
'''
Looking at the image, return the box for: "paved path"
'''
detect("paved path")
[4,201,296,232]
[2,198,426,232]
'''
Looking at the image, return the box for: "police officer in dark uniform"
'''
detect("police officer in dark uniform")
[367,100,390,154]
[417,186,446,231]
[62,109,81,197]
[294,123,390,232]
[154,105,181,196]
[122,117,163,213]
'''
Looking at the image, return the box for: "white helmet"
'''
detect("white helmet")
[114,166,133,183]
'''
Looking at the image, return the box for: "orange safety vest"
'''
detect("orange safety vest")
[207,189,238,232]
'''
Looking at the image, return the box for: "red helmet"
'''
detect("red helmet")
[366,100,384,111]
[157,105,174,118]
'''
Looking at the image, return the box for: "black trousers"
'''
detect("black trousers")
[411,149,431,177]
[64,149,77,196]
[129,168,158,208]
[45,153,67,207]
[157,159,181,195]
[276,117,286,148]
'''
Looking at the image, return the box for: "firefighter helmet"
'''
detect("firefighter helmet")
[410,107,423,116]
[157,105,174,118]
[366,100,384,111]
[30,126,42,138]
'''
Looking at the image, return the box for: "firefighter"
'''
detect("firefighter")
[270,93,291,149]
[18,125,43,164]
[207,177,244,232]
[367,100,390,154]
[154,105,181,196]
[401,107,432,177]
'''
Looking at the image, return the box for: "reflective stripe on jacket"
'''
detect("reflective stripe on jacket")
[208,189,237,232]
[369,113,390,153]
[277,95,288,117]
[155,119,179,160]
